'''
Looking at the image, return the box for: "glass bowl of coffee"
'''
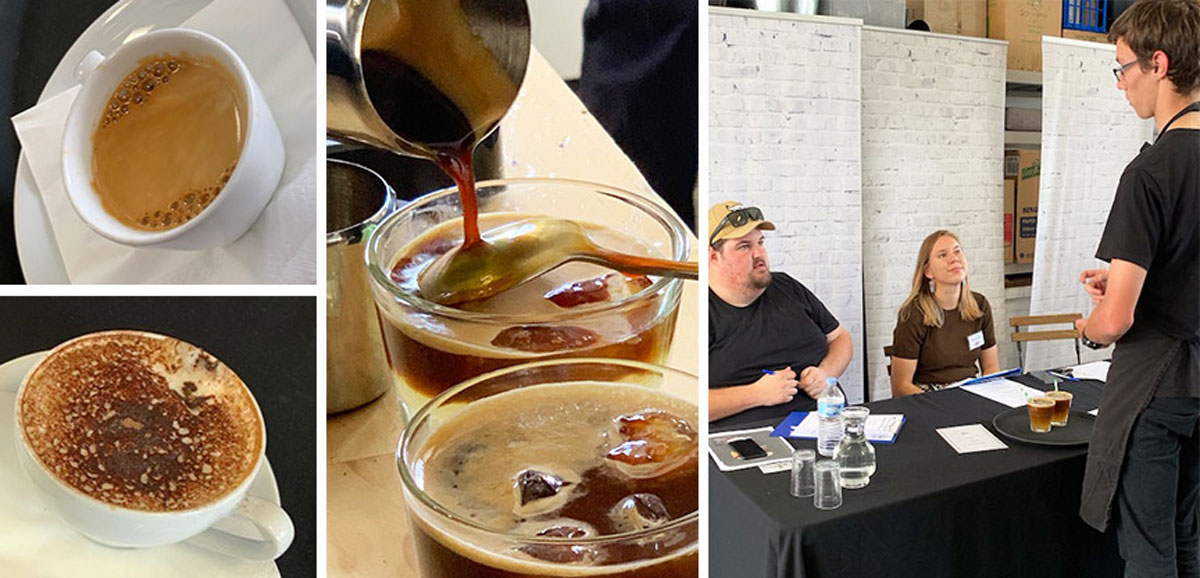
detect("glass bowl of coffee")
[398,358,699,577]
[365,178,690,418]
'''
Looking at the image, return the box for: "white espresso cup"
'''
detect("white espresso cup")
[14,331,294,560]
[61,29,285,250]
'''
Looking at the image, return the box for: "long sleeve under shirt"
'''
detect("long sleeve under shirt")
[708,272,839,429]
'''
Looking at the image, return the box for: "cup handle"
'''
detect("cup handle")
[186,495,295,561]
[74,50,106,84]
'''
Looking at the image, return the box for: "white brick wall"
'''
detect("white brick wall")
[1026,37,1155,370]
[709,10,867,403]
[860,28,1009,401]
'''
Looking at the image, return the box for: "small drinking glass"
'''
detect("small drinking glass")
[1028,397,1055,433]
[790,449,816,498]
[1045,390,1073,427]
[813,459,842,510]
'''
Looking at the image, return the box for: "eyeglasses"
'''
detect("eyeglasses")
[709,206,764,245]
[1113,58,1144,82]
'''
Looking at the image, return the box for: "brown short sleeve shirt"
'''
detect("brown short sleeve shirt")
[892,292,996,385]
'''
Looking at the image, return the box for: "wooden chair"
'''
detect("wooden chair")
[1009,314,1083,369]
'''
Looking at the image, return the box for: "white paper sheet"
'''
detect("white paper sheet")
[789,413,905,443]
[10,0,315,284]
[936,424,1009,454]
[1067,360,1111,382]
[961,379,1045,408]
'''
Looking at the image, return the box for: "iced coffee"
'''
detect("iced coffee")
[1027,397,1055,433]
[366,180,688,417]
[1044,390,1073,427]
[398,359,699,577]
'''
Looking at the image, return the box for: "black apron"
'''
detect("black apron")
[1079,101,1200,531]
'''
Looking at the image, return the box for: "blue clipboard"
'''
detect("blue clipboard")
[768,411,905,444]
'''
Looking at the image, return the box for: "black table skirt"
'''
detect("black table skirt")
[0,297,316,575]
[710,377,1122,578]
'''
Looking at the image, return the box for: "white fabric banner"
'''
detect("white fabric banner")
[1027,38,1154,370]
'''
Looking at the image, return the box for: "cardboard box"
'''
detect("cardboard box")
[988,0,1063,71]
[907,0,986,37]
[1061,28,1112,44]
[1015,150,1040,263]
[1004,177,1016,264]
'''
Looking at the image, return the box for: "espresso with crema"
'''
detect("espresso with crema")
[91,53,246,231]
[18,332,262,512]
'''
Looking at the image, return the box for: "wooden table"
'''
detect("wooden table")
[326,50,700,576]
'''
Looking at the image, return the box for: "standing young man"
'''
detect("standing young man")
[1075,1,1200,575]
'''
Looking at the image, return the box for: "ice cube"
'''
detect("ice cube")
[544,273,653,308]
[515,519,600,564]
[491,326,598,352]
[538,525,589,539]
[609,493,671,533]
[518,542,599,564]
[513,468,579,516]
[604,410,697,479]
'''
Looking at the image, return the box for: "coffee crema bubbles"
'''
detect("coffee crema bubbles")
[91,52,246,232]
[18,332,263,512]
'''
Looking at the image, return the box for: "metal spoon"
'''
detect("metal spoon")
[417,218,699,305]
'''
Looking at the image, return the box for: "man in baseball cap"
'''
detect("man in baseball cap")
[708,201,853,428]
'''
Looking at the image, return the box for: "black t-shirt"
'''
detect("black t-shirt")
[1096,128,1200,397]
[709,272,840,429]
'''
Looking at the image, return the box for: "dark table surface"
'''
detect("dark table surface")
[710,375,1123,578]
[0,0,121,283]
[0,297,316,575]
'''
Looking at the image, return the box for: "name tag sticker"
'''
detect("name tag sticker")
[968,331,985,351]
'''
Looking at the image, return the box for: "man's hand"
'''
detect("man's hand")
[754,367,799,406]
[1079,268,1109,305]
[797,366,828,399]
[1074,317,1088,339]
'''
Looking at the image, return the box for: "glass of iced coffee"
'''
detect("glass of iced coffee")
[1027,397,1055,433]
[397,358,699,577]
[1044,390,1073,427]
[366,178,689,418]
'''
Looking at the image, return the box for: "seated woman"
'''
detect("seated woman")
[891,230,998,396]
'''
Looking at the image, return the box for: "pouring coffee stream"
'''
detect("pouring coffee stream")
[328,0,697,304]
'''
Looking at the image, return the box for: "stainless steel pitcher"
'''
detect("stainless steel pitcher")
[326,159,397,413]
[326,0,530,159]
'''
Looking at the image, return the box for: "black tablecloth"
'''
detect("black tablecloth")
[0,297,316,575]
[710,376,1123,578]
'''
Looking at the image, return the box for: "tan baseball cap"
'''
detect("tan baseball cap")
[708,201,775,245]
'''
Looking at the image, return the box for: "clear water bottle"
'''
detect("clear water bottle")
[835,406,877,489]
[817,377,845,457]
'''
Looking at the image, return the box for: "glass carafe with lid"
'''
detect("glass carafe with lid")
[834,406,876,489]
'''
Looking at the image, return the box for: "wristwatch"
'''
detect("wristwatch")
[1080,330,1109,350]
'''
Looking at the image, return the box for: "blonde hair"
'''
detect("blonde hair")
[898,230,983,327]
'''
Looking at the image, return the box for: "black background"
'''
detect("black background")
[0,296,316,575]
[0,0,119,283]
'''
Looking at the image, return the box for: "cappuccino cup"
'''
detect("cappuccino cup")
[14,331,293,560]
[61,29,284,250]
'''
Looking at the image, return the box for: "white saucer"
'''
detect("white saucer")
[12,0,315,284]
[0,351,282,577]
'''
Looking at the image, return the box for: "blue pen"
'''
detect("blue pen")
[1048,370,1080,382]
[762,369,775,375]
